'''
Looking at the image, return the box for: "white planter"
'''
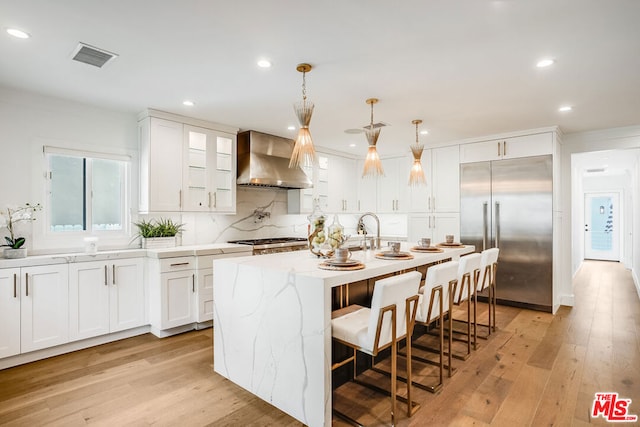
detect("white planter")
[141,237,176,249]
[4,248,27,259]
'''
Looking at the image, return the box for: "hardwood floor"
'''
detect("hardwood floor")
[0,260,638,426]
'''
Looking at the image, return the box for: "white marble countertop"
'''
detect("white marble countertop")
[144,243,251,258]
[0,243,252,268]
[214,242,474,288]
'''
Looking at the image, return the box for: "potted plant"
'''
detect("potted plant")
[1,203,42,259]
[133,218,185,249]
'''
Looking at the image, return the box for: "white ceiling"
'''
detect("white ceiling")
[2,0,640,156]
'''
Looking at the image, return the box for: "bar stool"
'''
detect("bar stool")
[452,253,481,357]
[412,260,458,392]
[331,271,421,426]
[476,248,499,338]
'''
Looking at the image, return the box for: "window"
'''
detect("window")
[45,147,129,234]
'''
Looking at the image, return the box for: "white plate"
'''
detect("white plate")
[325,258,361,267]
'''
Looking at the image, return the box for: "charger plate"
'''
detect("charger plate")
[375,251,414,260]
[318,261,365,271]
[436,242,465,248]
[410,246,444,253]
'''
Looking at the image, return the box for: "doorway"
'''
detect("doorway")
[584,192,620,261]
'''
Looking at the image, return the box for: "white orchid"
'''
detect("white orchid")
[1,203,42,249]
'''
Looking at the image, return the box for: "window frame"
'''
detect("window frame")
[43,146,131,239]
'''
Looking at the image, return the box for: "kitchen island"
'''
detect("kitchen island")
[213,244,473,427]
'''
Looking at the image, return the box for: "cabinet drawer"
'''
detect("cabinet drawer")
[160,257,195,273]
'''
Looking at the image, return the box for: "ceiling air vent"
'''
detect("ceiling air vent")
[586,168,606,173]
[362,122,389,130]
[71,42,118,68]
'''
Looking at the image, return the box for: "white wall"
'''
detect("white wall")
[562,126,640,301]
[0,85,139,252]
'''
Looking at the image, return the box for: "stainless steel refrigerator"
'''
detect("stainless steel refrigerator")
[460,155,553,312]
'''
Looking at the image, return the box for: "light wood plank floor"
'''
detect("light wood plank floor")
[0,260,638,426]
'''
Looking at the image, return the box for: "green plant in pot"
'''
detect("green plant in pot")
[133,218,185,248]
[1,203,42,258]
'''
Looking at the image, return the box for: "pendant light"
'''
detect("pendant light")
[362,98,384,177]
[408,119,427,186]
[289,63,316,168]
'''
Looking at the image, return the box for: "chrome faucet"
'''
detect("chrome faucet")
[357,212,381,249]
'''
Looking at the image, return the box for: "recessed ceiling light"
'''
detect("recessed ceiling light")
[558,105,572,112]
[287,125,296,131]
[349,143,356,148]
[6,28,30,39]
[257,59,272,68]
[420,130,429,135]
[183,100,195,106]
[536,58,555,68]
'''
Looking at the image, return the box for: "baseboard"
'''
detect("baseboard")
[0,326,150,370]
[149,323,198,338]
[633,268,640,300]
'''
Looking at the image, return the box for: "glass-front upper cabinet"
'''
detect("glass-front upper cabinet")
[183,125,236,213]
[139,110,238,214]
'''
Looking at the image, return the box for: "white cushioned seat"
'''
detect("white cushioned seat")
[331,306,369,350]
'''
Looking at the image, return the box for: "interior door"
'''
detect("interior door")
[584,193,620,261]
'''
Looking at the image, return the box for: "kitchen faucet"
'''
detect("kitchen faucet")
[357,212,381,249]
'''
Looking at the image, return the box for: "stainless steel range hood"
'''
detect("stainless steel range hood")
[236,130,313,189]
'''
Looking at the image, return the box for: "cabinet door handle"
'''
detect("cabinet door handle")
[497,141,501,157]
[208,192,212,208]
[213,192,217,208]
[13,273,17,298]
[358,200,361,211]
[503,141,507,156]
[112,265,116,285]
[170,262,190,267]
[428,197,431,211]
[432,197,435,211]
[104,265,108,286]
[192,274,195,293]
[179,189,182,208]
[25,273,29,297]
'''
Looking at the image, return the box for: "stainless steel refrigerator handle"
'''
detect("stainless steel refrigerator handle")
[482,202,488,251]
[495,201,501,248]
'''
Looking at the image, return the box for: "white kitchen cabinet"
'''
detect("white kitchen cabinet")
[410,145,460,213]
[110,259,145,332]
[408,213,460,244]
[287,163,316,214]
[20,264,69,353]
[377,156,410,213]
[196,256,214,323]
[148,256,197,334]
[183,125,236,213]
[139,110,238,213]
[69,259,145,341]
[326,154,357,213]
[69,261,110,341]
[356,159,377,213]
[459,132,553,164]
[0,268,21,358]
[139,117,184,212]
[161,269,196,329]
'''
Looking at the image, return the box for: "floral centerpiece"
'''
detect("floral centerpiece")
[0,202,42,259]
